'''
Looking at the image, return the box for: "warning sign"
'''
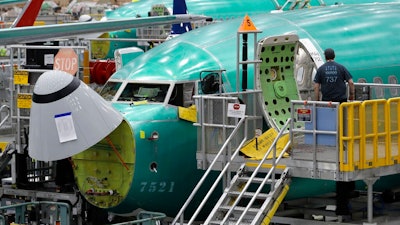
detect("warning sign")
[297,108,311,122]
[238,14,258,32]
[227,103,246,118]
[241,128,289,160]
[17,93,32,108]
[13,70,29,85]
[54,48,78,75]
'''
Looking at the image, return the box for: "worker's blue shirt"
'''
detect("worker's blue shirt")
[314,61,352,101]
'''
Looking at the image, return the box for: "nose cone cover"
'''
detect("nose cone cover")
[29,70,123,161]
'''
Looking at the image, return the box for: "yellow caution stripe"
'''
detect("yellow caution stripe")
[261,184,290,225]
[245,161,286,170]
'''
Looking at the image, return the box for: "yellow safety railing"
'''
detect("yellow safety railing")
[339,98,400,171]
[387,97,400,164]
[361,99,388,169]
[339,101,362,171]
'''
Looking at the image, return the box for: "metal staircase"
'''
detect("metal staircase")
[204,164,291,225]
[202,116,292,225]
[172,106,292,225]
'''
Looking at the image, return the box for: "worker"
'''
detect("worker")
[313,48,356,218]
[314,48,355,102]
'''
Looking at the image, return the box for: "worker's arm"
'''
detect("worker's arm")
[348,78,355,101]
[314,82,320,101]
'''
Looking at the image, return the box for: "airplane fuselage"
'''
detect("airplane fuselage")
[70,2,400,218]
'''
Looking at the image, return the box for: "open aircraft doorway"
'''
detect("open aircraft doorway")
[256,34,321,131]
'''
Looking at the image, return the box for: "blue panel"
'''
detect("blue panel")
[305,107,337,146]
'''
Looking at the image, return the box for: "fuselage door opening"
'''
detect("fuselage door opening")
[255,34,302,130]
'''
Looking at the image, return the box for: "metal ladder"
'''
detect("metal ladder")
[203,121,292,225]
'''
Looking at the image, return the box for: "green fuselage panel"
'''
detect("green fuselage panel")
[72,119,135,208]
[258,37,300,129]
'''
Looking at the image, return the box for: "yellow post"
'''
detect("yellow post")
[387,97,400,165]
[340,102,361,172]
[83,49,90,84]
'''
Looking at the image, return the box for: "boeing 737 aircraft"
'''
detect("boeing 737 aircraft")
[25,2,400,224]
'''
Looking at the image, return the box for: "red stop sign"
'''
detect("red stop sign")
[54,48,78,75]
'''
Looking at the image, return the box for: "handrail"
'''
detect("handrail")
[172,116,248,225]
[290,100,340,176]
[290,97,400,173]
[175,88,265,224]
[339,101,362,171]
[339,97,400,171]
[387,97,400,164]
[0,201,70,225]
[360,99,388,169]
[0,105,10,129]
[353,82,400,100]
[194,94,239,170]
[111,211,166,225]
[173,116,290,225]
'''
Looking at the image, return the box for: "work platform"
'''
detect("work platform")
[171,26,400,225]
[172,89,400,225]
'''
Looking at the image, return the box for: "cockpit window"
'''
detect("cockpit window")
[118,83,169,102]
[100,81,122,101]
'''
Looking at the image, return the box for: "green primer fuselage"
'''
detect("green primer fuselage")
[78,3,400,217]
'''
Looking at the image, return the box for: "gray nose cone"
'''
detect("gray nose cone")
[29,70,123,161]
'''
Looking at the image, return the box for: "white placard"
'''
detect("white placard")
[44,54,54,65]
[54,112,77,143]
[300,38,324,68]
[227,103,246,118]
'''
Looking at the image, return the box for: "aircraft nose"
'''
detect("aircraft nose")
[72,119,135,208]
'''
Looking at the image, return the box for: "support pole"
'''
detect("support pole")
[363,177,378,225]
[242,33,248,91]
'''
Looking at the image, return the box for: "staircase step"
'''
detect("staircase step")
[218,205,260,213]
[245,161,287,171]
[209,220,252,225]
[237,176,273,184]
[228,191,271,199]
